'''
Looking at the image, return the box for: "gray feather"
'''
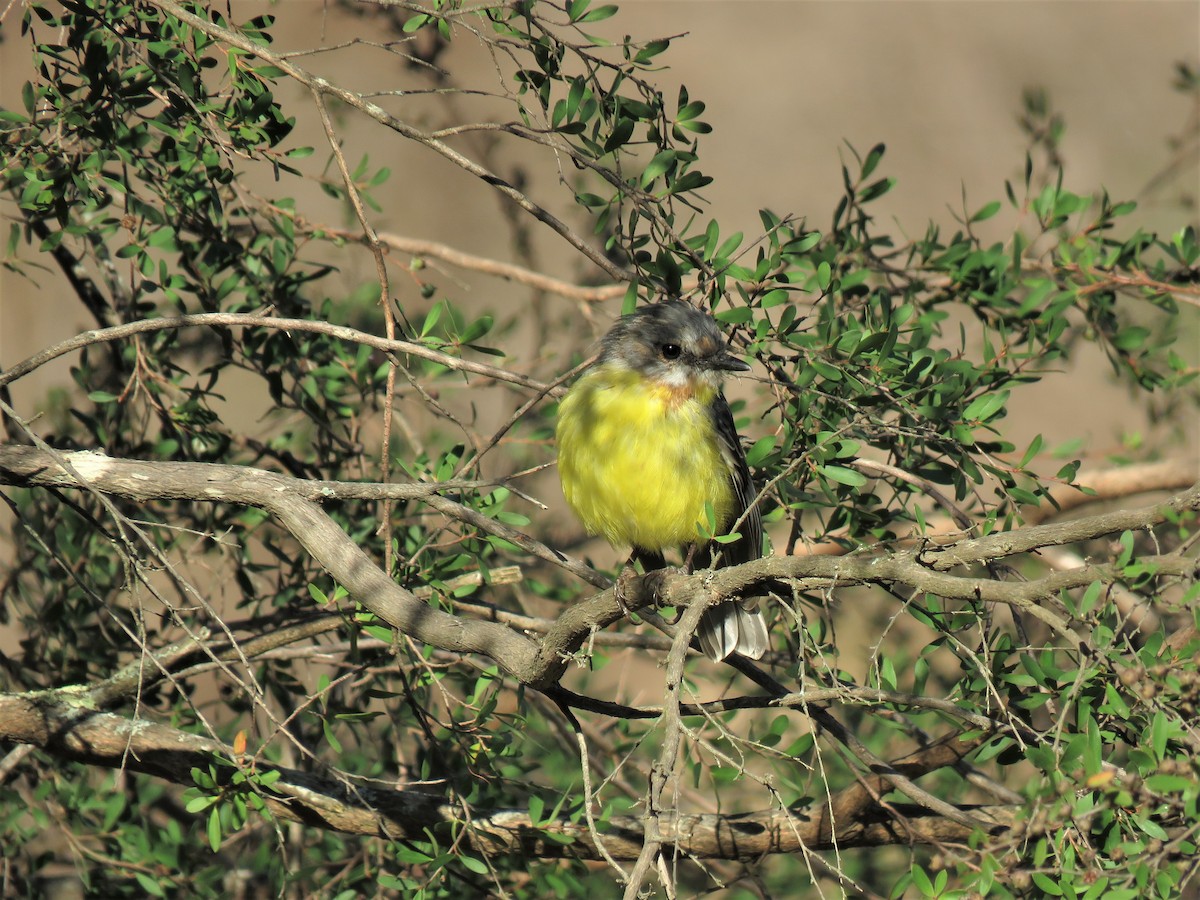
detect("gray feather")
[695,392,769,660]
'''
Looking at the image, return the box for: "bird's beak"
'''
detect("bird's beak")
[713,352,751,373]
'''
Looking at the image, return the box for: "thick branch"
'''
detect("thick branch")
[3,446,1195,687]
[0,693,1013,858]
[0,444,548,685]
[924,481,1200,571]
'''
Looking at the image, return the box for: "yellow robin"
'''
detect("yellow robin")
[556,300,768,660]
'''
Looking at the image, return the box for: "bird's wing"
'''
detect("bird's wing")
[697,392,770,660]
[708,392,763,566]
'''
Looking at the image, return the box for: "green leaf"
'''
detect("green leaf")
[1137,816,1169,840]
[820,464,866,487]
[137,872,167,897]
[146,227,178,250]
[816,261,832,291]
[1018,433,1043,469]
[459,314,494,344]
[323,718,343,754]
[580,4,618,22]
[858,176,896,202]
[1112,326,1149,352]
[713,306,752,324]
[910,865,934,895]
[1031,872,1063,895]
[1151,711,1169,758]
[459,855,490,875]
[185,795,217,813]
[640,149,676,186]
[1115,530,1134,568]
[745,435,777,467]
[395,846,434,864]
[860,142,886,180]
[421,301,444,337]
[963,389,1009,423]
[1056,460,1080,482]
[784,231,822,254]
[634,39,670,64]
[970,200,1001,222]
[207,806,223,852]
[1145,774,1196,793]
[1078,580,1103,616]
[604,117,635,152]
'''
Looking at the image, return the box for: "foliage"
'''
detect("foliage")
[0,1,1198,898]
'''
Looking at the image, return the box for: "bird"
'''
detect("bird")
[555,300,769,661]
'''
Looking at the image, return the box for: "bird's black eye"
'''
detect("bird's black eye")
[661,343,682,360]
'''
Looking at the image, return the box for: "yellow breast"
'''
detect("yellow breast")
[556,366,734,552]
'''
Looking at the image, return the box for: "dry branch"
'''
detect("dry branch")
[1,445,1196,688]
[1024,458,1200,523]
[0,692,1013,859]
[0,312,558,398]
[0,453,1193,865]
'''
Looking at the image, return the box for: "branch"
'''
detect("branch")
[3,446,1195,688]
[349,230,634,303]
[788,458,1200,560]
[0,691,1014,859]
[0,312,559,398]
[0,444,549,684]
[923,481,1200,571]
[623,570,715,897]
[1024,459,1200,524]
[813,731,994,843]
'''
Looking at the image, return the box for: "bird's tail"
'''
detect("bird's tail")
[697,601,768,661]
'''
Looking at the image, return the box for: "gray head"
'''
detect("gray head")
[596,300,750,389]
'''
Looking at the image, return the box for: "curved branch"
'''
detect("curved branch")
[2,446,1195,688]
[0,312,558,397]
[0,692,1014,858]
[923,481,1200,571]
[358,231,634,303]
[1025,459,1200,523]
[546,683,1027,730]
[813,730,995,843]
[0,444,546,684]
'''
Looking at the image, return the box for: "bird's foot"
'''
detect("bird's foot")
[614,561,639,615]
[646,566,684,622]
[615,560,679,617]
